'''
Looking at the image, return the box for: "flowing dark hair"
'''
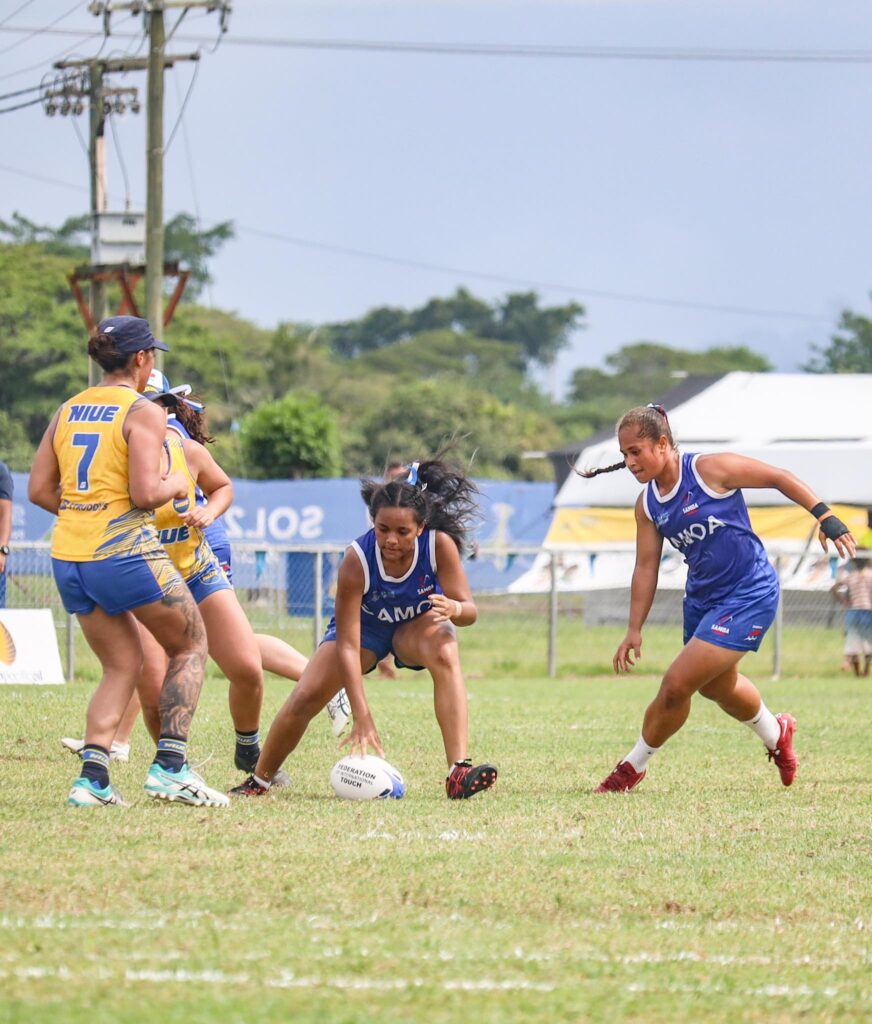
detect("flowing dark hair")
[361,453,480,553]
[173,398,214,445]
[576,403,676,478]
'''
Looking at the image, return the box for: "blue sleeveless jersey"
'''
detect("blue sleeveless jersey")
[643,452,777,604]
[351,527,442,626]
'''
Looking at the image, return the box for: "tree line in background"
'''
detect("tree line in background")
[1,214,868,480]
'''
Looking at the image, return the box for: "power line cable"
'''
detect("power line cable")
[236,224,833,322]
[0,0,39,31]
[0,160,91,194]
[165,58,199,153]
[69,110,88,158]
[0,160,839,323]
[4,27,872,64]
[108,110,131,208]
[0,3,83,58]
[0,30,101,82]
[0,93,44,114]
[0,80,46,101]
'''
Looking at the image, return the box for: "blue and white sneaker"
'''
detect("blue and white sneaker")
[325,689,351,737]
[144,762,230,807]
[67,777,128,807]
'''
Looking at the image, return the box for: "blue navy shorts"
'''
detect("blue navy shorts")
[206,536,232,585]
[185,555,232,604]
[321,616,425,672]
[53,551,185,616]
[683,586,779,653]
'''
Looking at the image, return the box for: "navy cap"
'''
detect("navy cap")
[97,315,169,353]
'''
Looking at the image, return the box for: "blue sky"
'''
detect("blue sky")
[2,0,872,396]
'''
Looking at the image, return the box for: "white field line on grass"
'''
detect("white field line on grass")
[0,965,867,1000]
[2,948,868,971]
[1,911,868,940]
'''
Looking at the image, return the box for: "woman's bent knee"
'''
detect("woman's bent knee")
[658,675,695,709]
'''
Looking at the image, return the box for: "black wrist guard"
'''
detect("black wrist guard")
[820,515,850,542]
[809,502,830,520]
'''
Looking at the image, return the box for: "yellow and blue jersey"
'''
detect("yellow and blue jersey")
[51,385,163,562]
[153,434,217,582]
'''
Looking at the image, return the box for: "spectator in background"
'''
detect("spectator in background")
[831,553,872,677]
[0,460,11,609]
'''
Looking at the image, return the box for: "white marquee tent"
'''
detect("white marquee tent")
[512,373,872,593]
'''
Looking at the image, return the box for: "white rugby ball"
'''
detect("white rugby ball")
[330,754,405,801]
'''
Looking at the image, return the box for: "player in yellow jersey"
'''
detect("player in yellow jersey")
[136,380,272,776]
[28,316,228,808]
[61,376,322,780]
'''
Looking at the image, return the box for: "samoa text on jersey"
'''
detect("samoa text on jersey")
[643,452,777,604]
[351,528,442,624]
[50,385,163,562]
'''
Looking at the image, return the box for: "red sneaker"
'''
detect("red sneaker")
[767,713,798,786]
[445,760,498,800]
[595,760,646,793]
[228,774,270,798]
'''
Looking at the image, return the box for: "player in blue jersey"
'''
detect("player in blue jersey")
[230,456,498,800]
[586,404,855,793]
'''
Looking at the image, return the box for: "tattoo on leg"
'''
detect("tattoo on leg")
[159,652,203,738]
[157,590,207,740]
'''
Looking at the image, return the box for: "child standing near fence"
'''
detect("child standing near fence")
[832,555,872,677]
[581,404,855,793]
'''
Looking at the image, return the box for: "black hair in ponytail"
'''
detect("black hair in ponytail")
[574,403,676,479]
[361,452,480,554]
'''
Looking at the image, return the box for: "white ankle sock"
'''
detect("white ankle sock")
[624,735,660,772]
[253,773,271,790]
[743,700,780,749]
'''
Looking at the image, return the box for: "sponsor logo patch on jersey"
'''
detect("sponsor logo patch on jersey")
[682,491,700,515]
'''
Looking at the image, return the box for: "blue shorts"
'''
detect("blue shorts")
[185,555,232,604]
[53,551,185,616]
[321,616,425,672]
[206,533,232,585]
[683,586,779,653]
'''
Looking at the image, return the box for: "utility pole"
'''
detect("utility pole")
[83,1,231,365]
[88,63,107,384]
[145,5,166,366]
[43,68,137,382]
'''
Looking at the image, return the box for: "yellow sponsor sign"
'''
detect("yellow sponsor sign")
[545,504,866,547]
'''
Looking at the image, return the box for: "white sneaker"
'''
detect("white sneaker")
[324,689,351,737]
[61,738,131,762]
[67,778,128,807]
[144,762,230,807]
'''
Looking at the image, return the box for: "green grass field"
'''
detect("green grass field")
[1,625,870,1023]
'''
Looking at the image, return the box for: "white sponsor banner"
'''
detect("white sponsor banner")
[0,609,65,685]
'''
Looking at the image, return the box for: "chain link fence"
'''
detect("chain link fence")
[2,541,852,681]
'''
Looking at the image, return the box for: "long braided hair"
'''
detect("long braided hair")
[576,404,676,478]
[360,453,481,554]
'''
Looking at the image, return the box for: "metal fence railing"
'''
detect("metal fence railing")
[2,541,853,681]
